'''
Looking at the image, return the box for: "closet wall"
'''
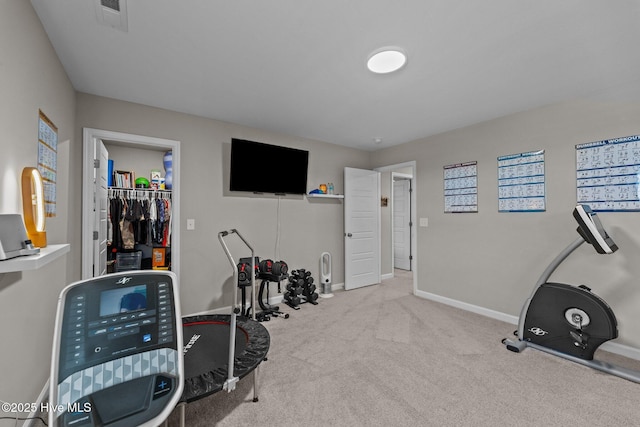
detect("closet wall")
[105,143,172,270]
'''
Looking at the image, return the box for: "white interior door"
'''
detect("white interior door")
[94,141,109,276]
[344,167,380,290]
[393,178,411,270]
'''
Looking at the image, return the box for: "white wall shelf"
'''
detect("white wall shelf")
[0,243,70,273]
[306,193,344,199]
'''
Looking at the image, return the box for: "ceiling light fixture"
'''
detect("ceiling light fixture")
[367,47,407,74]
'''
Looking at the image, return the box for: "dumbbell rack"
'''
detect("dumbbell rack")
[284,269,319,310]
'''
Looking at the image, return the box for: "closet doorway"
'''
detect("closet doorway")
[81,128,181,280]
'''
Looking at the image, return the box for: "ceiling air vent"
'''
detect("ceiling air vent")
[94,0,128,32]
[101,0,120,12]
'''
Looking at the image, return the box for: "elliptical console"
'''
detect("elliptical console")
[503,205,640,383]
[49,271,184,426]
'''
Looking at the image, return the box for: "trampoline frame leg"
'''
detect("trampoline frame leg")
[253,365,259,402]
[179,402,186,427]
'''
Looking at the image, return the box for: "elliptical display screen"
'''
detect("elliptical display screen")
[57,275,177,381]
[99,285,148,316]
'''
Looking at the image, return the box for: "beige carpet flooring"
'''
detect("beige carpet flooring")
[167,269,640,426]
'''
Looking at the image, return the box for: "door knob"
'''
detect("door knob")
[346,233,352,237]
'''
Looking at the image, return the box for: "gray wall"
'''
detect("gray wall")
[371,100,640,350]
[0,0,75,407]
[75,93,371,315]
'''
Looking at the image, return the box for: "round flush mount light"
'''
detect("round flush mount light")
[367,47,407,74]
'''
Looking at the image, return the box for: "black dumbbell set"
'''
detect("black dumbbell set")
[284,269,318,310]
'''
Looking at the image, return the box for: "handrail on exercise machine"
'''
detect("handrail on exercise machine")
[217,229,256,392]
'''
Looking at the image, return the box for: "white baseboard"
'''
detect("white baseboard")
[381,273,394,281]
[415,289,519,325]
[414,289,640,361]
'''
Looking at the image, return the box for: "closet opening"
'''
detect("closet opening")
[82,128,181,280]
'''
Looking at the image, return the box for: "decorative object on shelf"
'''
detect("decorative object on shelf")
[152,247,166,268]
[108,160,114,186]
[135,177,150,188]
[113,170,134,188]
[21,167,47,248]
[163,150,173,190]
[319,183,327,194]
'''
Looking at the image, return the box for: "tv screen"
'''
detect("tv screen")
[230,138,309,195]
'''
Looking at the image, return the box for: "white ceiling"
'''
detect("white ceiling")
[31,0,640,151]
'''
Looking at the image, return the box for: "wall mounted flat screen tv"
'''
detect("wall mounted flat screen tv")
[230,138,309,195]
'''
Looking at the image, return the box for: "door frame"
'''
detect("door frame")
[81,128,181,280]
[375,161,417,295]
[392,172,412,271]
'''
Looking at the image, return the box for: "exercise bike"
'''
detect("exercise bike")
[502,204,640,383]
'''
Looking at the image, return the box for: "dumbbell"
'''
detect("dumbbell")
[272,260,288,276]
[259,259,273,274]
[284,291,301,306]
[286,282,302,294]
[237,262,253,286]
[304,283,316,295]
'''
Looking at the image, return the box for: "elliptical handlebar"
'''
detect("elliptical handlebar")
[217,229,257,392]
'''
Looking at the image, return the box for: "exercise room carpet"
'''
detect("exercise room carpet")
[168,270,640,426]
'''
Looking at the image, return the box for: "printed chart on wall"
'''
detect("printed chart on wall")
[576,135,640,212]
[444,161,477,213]
[498,150,545,212]
[38,110,57,217]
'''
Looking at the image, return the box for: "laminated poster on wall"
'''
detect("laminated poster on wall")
[37,109,57,217]
[497,150,545,212]
[576,135,640,212]
[443,161,478,213]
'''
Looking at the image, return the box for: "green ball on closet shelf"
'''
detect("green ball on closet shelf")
[135,177,150,188]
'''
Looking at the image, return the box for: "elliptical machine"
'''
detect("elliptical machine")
[503,204,640,383]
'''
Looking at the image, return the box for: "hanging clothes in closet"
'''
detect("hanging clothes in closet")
[108,188,172,250]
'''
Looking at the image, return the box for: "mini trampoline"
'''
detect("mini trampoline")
[171,229,270,426]
[181,313,270,403]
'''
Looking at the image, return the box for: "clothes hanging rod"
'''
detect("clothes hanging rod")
[109,186,172,193]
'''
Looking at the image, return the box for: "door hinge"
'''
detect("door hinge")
[94,159,100,168]
[409,255,413,260]
[409,221,413,227]
[93,231,99,241]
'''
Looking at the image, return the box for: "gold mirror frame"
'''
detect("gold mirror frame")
[21,167,47,248]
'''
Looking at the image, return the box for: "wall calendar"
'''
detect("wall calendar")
[576,135,640,212]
